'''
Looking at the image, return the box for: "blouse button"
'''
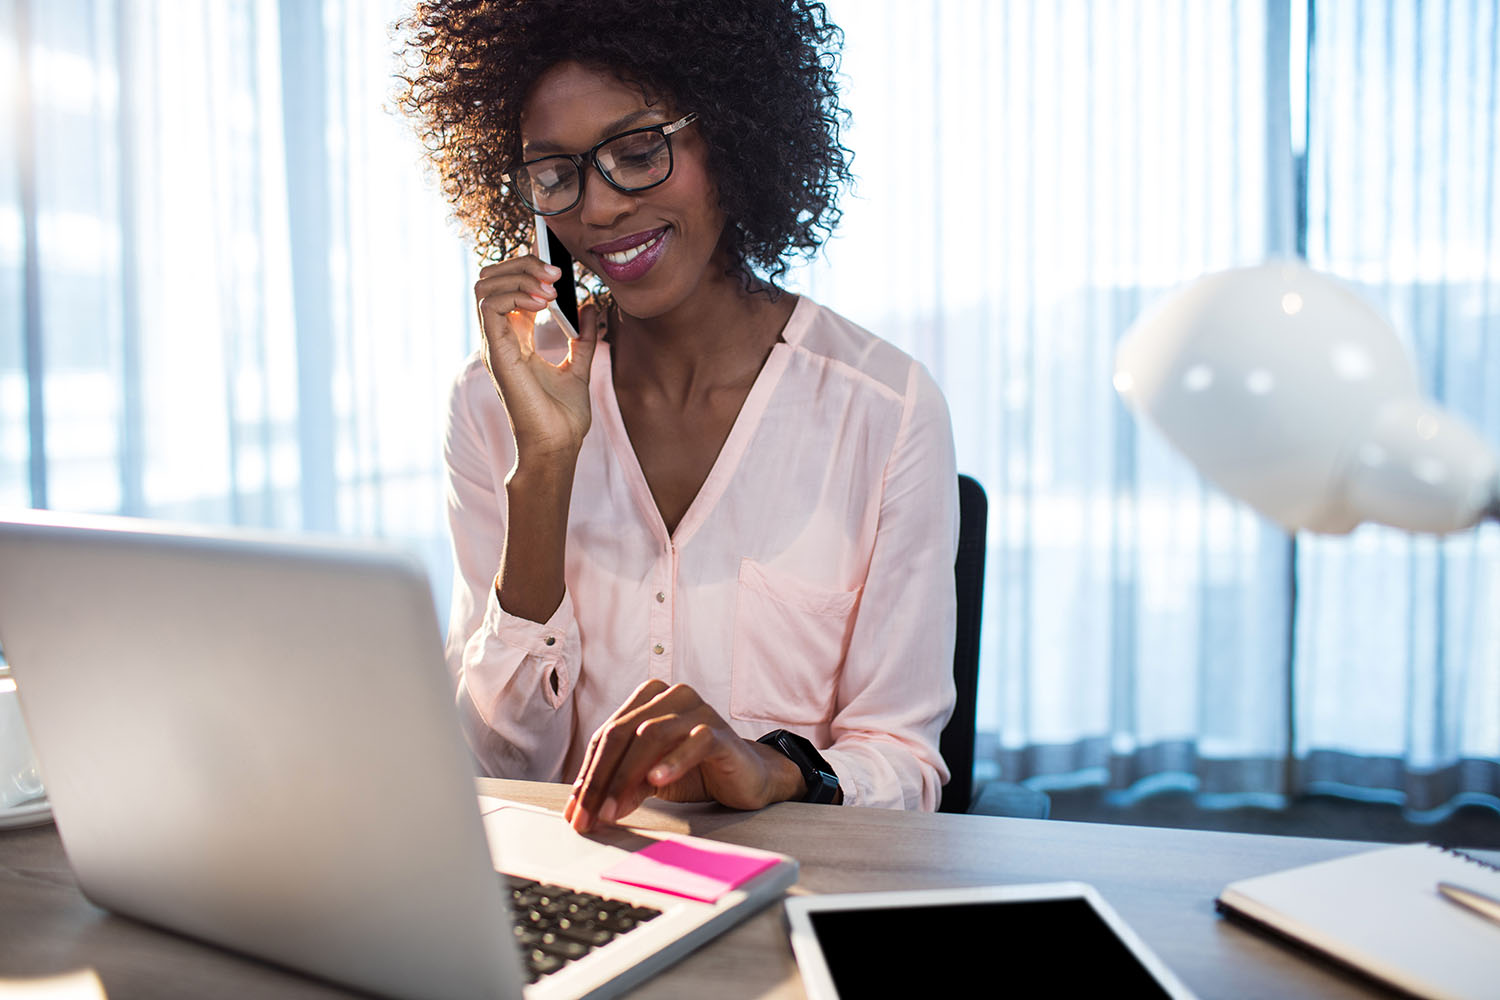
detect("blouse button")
[652,643,664,655]
[544,636,556,646]
[655,592,665,603]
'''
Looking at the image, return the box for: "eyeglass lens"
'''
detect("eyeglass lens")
[518,129,673,214]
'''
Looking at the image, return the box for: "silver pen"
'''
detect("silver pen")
[1437,881,1500,927]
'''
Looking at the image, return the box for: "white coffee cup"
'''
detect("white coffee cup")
[0,665,45,808]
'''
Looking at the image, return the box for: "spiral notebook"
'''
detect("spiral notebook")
[1216,843,1500,1000]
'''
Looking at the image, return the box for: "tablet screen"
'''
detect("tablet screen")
[807,896,1174,996]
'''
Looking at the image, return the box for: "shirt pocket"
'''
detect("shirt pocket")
[729,558,861,726]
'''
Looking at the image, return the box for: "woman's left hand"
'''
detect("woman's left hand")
[563,680,804,832]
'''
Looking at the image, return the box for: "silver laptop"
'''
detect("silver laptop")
[0,510,797,1000]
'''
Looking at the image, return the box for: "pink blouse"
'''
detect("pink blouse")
[443,296,958,809]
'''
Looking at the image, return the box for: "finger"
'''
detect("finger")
[474,270,560,308]
[476,274,567,374]
[475,282,552,324]
[568,726,611,830]
[595,712,697,822]
[478,255,563,284]
[573,678,666,788]
[563,776,583,822]
[477,305,535,391]
[574,302,606,341]
[577,709,672,830]
[610,778,661,824]
[572,680,670,830]
[561,302,605,379]
[474,279,542,357]
[473,255,559,306]
[646,722,716,788]
[591,682,709,819]
[576,301,606,338]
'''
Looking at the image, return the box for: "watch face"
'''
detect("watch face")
[760,730,839,804]
[779,731,810,755]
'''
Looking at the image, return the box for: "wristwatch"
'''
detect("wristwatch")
[757,729,841,804]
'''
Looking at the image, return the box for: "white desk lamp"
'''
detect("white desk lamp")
[1113,261,1500,534]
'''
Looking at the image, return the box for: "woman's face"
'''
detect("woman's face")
[520,61,727,321]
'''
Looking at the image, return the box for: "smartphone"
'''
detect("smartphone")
[534,214,580,339]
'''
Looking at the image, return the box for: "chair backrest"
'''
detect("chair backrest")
[938,474,986,813]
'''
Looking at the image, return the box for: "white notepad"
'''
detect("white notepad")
[1216,843,1500,1000]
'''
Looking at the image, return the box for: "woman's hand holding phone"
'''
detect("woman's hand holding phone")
[475,253,604,624]
[473,253,602,467]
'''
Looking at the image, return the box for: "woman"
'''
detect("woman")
[399,0,958,832]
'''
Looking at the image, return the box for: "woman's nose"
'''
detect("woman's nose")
[576,167,638,229]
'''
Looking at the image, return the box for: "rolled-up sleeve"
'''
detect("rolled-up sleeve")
[820,362,959,811]
[443,357,580,780]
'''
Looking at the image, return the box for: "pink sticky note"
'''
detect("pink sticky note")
[601,839,780,903]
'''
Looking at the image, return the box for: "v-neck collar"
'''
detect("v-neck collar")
[591,297,813,548]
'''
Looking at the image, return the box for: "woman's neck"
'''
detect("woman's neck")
[608,265,796,406]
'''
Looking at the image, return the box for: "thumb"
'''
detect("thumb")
[563,302,607,379]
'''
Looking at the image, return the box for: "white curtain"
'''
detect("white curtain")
[1,0,476,614]
[795,0,1301,803]
[6,0,1498,815]
[1295,0,1500,813]
[791,0,1500,813]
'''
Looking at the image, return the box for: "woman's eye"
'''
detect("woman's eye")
[602,137,667,172]
[528,161,574,192]
[618,151,657,169]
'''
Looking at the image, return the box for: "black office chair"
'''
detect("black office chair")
[937,474,1050,818]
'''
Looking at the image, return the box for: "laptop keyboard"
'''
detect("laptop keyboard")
[505,874,662,982]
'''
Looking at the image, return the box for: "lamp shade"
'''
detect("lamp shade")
[1113,261,1498,534]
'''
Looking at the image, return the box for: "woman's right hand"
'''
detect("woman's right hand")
[474,255,603,466]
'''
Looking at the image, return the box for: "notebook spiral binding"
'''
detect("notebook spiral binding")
[1437,845,1500,873]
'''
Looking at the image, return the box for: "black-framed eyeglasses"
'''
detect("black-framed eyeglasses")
[503,113,699,216]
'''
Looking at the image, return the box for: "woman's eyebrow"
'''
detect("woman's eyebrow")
[523,109,667,155]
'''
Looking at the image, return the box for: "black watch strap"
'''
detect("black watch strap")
[757,729,840,804]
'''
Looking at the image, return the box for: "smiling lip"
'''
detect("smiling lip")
[589,227,670,283]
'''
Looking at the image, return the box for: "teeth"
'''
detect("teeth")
[601,235,660,266]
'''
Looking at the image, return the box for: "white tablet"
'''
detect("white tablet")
[784,882,1198,999]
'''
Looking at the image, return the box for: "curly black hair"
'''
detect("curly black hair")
[395,0,851,290]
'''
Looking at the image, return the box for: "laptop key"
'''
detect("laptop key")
[563,891,603,910]
[527,951,566,979]
[537,933,591,960]
[555,920,615,947]
[502,874,654,981]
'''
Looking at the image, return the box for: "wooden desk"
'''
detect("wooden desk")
[3,778,1493,998]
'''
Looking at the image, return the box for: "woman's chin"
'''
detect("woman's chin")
[604,279,684,322]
